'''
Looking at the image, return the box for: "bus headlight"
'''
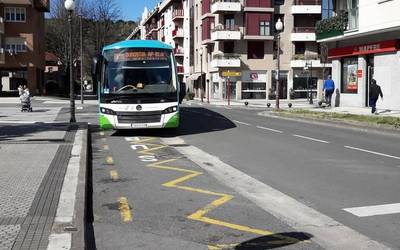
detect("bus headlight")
[162,106,178,114]
[100,107,116,115]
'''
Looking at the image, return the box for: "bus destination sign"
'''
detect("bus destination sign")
[114,51,168,62]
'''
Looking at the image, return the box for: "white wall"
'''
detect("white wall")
[358,0,400,34]
[374,51,400,110]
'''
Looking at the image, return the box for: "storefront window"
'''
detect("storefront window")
[242,82,266,99]
[341,57,358,93]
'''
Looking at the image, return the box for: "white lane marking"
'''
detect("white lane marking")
[344,145,400,160]
[344,203,400,217]
[47,233,71,250]
[162,138,389,250]
[77,106,83,110]
[256,126,283,134]
[233,120,251,126]
[293,134,330,144]
[225,107,232,110]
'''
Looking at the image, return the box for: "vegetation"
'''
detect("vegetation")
[273,109,400,129]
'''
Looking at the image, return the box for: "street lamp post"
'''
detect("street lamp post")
[275,18,283,109]
[65,0,76,123]
[304,61,313,105]
[199,49,203,102]
[80,15,84,104]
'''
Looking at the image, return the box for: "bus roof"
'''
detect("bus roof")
[103,40,173,52]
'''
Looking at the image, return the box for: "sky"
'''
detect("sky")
[118,0,160,21]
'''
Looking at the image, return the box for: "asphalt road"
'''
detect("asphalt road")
[89,101,400,249]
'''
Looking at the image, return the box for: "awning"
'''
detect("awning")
[187,73,201,81]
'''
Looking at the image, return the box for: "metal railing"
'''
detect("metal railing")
[292,54,320,60]
[211,24,240,32]
[173,9,184,18]
[212,0,240,3]
[213,53,241,60]
[292,26,316,33]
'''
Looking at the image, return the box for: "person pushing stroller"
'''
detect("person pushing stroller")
[19,85,32,112]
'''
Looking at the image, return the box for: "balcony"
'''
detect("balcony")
[292,0,321,14]
[34,0,50,12]
[172,28,184,38]
[291,27,316,41]
[211,0,241,13]
[316,10,348,41]
[290,54,332,68]
[211,25,241,41]
[173,48,184,56]
[0,17,4,34]
[211,53,241,68]
[172,9,184,20]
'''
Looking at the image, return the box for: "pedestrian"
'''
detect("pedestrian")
[369,79,383,114]
[323,75,335,107]
[18,85,24,96]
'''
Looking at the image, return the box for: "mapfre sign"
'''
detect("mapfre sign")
[242,71,267,83]
[328,40,399,59]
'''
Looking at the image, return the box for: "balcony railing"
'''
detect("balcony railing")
[211,53,241,68]
[172,29,184,37]
[293,0,321,5]
[174,48,184,55]
[211,24,240,32]
[293,26,316,33]
[173,9,184,18]
[292,54,319,60]
[316,10,348,40]
[213,53,240,60]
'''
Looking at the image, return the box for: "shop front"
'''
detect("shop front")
[329,39,400,109]
[241,71,267,100]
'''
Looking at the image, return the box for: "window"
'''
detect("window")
[5,7,26,22]
[295,42,305,55]
[224,14,235,30]
[223,42,234,54]
[5,42,27,53]
[259,21,270,36]
[274,0,285,6]
[341,57,358,93]
[247,41,264,59]
[322,0,334,18]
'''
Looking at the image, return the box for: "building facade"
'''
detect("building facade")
[132,0,330,102]
[0,0,49,95]
[316,0,400,109]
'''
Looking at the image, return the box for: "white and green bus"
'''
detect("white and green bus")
[92,40,186,130]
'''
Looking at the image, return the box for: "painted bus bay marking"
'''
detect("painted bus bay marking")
[118,197,133,222]
[105,156,114,165]
[110,170,119,182]
[126,137,299,244]
[344,203,400,217]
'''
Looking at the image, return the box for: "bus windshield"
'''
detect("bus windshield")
[102,48,176,95]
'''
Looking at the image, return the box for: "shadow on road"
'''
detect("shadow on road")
[107,107,236,138]
[234,232,313,249]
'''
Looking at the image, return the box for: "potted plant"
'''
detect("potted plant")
[289,88,296,99]
[268,88,276,100]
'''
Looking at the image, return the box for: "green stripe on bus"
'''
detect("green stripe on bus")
[99,115,114,130]
[165,113,179,128]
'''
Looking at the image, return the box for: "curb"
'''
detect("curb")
[47,124,89,250]
[258,111,400,137]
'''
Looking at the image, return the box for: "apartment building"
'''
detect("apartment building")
[130,0,191,84]
[316,0,400,110]
[132,0,329,101]
[0,0,49,95]
[189,0,331,101]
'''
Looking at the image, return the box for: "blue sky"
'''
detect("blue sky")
[118,0,160,21]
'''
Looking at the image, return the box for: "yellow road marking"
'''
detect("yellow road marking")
[110,170,119,182]
[147,158,275,236]
[118,197,133,222]
[208,244,238,250]
[137,138,302,246]
[103,145,110,151]
[105,156,114,165]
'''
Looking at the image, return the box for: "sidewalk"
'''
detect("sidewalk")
[0,101,88,249]
[190,98,400,118]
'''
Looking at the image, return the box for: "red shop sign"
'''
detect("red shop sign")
[328,40,399,59]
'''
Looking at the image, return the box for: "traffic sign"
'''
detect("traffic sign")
[222,71,241,77]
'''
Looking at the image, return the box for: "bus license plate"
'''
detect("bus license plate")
[131,123,148,128]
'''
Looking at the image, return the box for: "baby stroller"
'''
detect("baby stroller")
[20,94,32,112]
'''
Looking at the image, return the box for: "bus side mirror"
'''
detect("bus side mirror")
[179,82,186,104]
[91,55,103,87]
